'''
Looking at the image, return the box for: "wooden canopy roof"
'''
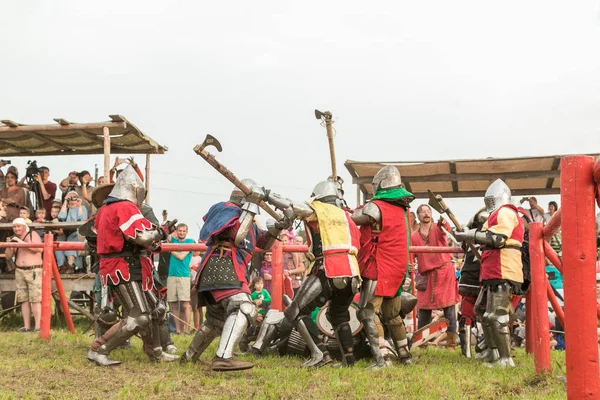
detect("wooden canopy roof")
[0,115,167,157]
[345,154,599,199]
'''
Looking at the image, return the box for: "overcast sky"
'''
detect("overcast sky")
[1,1,599,238]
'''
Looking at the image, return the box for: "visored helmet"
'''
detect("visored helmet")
[483,179,511,213]
[311,180,342,208]
[108,165,146,206]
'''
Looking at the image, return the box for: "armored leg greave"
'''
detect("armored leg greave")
[459,318,473,358]
[251,319,279,354]
[356,280,386,369]
[88,281,153,366]
[181,322,220,363]
[297,316,331,368]
[334,322,356,367]
[484,283,514,367]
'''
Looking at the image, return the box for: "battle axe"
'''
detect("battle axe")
[427,189,481,261]
[193,134,283,222]
[315,109,337,180]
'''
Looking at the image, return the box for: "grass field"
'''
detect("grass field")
[0,317,567,400]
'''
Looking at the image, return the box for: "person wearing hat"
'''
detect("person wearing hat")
[5,218,43,332]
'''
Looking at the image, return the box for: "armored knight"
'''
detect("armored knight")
[456,208,488,358]
[86,166,178,366]
[454,179,524,368]
[352,166,417,368]
[180,180,284,371]
[264,179,362,368]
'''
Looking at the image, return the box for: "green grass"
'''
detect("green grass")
[0,318,567,400]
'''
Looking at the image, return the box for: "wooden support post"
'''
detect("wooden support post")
[561,155,599,399]
[145,153,151,203]
[40,234,54,341]
[270,240,283,311]
[356,184,361,207]
[529,222,551,373]
[103,126,110,180]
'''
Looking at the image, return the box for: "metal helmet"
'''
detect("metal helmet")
[108,165,146,206]
[372,166,402,194]
[229,178,258,206]
[311,180,342,208]
[483,179,511,213]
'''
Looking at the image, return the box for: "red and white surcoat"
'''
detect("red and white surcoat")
[95,200,156,290]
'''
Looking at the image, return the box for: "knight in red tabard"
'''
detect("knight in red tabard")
[352,166,417,368]
[87,166,178,366]
[455,179,524,368]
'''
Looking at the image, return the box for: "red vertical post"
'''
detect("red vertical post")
[546,280,565,329]
[529,222,551,373]
[270,240,283,311]
[561,155,599,399]
[40,233,54,341]
[50,254,76,334]
[410,269,417,331]
[525,290,535,354]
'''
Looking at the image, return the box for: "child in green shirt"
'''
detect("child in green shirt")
[251,277,271,322]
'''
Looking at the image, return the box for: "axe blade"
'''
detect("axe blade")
[427,189,445,214]
[200,134,223,153]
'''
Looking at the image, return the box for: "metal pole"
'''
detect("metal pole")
[103,126,110,180]
[561,155,599,399]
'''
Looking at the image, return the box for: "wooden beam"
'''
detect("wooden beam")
[0,148,162,157]
[77,129,109,145]
[546,157,561,189]
[145,154,151,203]
[408,188,560,199]
[0,120,19,128]
[53,118,71,126]
[0,121,126,133]
[352,170,561,184]
[449,162,458,192]
[0,139,34,154]
[103,126,110,180]
[28,131,71,151]
[109,115,126,123]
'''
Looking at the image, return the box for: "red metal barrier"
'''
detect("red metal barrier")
[529,222,551,373]
[561,155,599,399]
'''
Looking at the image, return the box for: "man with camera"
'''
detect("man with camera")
[20,166,57,219]
[5,218,43,332]
[59,170,95,216]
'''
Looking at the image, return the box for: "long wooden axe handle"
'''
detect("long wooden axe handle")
[315,110,336,179]
[193,139,282,222]
[428,190,481,261]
